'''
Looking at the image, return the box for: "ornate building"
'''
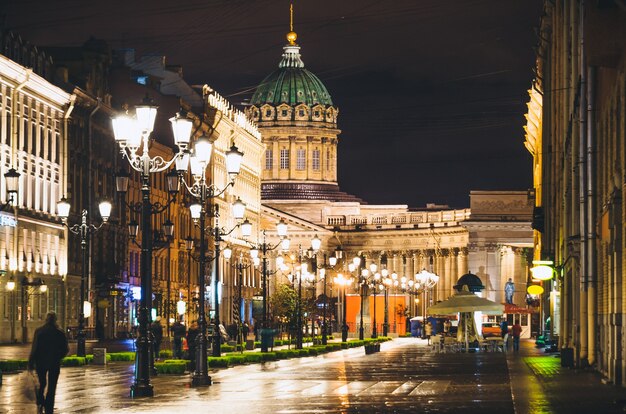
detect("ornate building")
[247,27,534,337]
[0,32,70,342]
[527,0,626,385]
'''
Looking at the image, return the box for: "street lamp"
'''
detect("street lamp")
[318,246,342,345]
[242,222,289,352]
[415,269,440,336]
[180,135,245,386]
[223,249,255,354]
[380,269,395,337]
[56,199,111,357]
[20,277,47,343]
[112,98,190,398]
[333,272,353,342]
[1,168,20,211]
[369,263,379,338]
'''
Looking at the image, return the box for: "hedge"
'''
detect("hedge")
[61,356,86,367]
[109,352,136,362]
[159,350,173,359]
[220,344,235,353]
[0,359,28,372]
[225,355,247,365]
[155,361,186,374]
[207,357,229,368]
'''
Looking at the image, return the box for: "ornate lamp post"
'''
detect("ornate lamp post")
[333,272,353,342]
[242,222,289,352]
[380,269,396,337]
[415,269,440,336]
[56,199,111,357]
[318,246,342,345]
[112,97,190,397]
[183,135,245,385]
[369,263,379,338]
[1,168,20,211]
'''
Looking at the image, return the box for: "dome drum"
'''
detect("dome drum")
[247,103,337,124]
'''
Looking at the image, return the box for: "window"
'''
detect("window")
[326,148,331,171]
[280,149,290,169]
[298,109,305,117]
[281,109,288,117]
[265,109,272,117]
[312,149,320,171]
[265,149,273,170]
[296,148,306,170]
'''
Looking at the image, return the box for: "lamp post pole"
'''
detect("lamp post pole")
[297,266,303,349]
[383,272,390,337]
[57,200,111,357]
[211,217,222,358]
[321,262,327,345]
[341,281,348,342]
[261,242,269,351]
[113,101,191,397]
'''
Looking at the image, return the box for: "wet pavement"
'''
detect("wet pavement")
[0,338,624,413]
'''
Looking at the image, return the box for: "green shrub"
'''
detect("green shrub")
[274,339,284,346]
[276,349,298,359]
[109,352,136,362]
[155,361,186,374]
[254,341,261,348]
[307,347,319,356]
[207,357,229,368]
[242,353,264,363]
[0,359,28,372]
[260,352,278,361]
[296,349,309,357]
[225,355,247,365]
[159,349,173,359]
[340,342,349,349]
[220,344,235,353]
[61,356,86,367]
[327,343,341,351]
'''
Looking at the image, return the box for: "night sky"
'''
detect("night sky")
[2,0,543,208]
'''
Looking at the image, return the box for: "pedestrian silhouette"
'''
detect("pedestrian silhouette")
[28,311,69,414]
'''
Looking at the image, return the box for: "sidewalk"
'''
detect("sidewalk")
[507,339,626,414]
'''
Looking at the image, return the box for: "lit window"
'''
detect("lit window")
[312,149,320,171]
[280,149,290,169]
[296,149,306,170]
[265,149,273,170]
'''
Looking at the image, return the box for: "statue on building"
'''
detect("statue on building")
[504,278,515,304]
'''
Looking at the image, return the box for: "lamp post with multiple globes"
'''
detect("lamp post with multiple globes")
[56,199,111,357]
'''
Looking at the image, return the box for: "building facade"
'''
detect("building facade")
[526,0,626,385]
[0,33,70,342]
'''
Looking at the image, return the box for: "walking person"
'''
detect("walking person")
[500,319,509,351]
[28,311,69,414]
[425,321,433,344]
[187,321,199,365]
[150,317,163,360]
[512,322,522,352]
[171,317,186,359]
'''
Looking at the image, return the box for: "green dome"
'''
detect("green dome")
[251,45,333,107]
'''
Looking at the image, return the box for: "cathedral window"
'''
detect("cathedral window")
[281,109,288,117]
[280,149,290,169]
[312,149,320,171]
[298,109,305,117]
[326,148,331,171]
[265,149,273,170]
[265,109,272,117]
[296,148,306,170]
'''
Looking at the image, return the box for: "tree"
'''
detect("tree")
[270,283,298,330]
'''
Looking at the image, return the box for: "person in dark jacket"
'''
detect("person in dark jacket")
[28,311,69,414]
[171,318,186,359]
[187,320,199,364]
[150,317,163,360]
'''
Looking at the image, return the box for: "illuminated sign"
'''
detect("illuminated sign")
[0,213,17,227]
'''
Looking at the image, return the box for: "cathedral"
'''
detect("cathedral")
[245,26,535,337]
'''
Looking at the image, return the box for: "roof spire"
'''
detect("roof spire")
[286,2,297,45]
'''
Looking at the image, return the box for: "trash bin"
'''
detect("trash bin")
[93,348,107,365]
[246,339,255,350]
[560,347,574,368]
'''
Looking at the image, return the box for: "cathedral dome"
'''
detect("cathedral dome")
[250,44,333,107]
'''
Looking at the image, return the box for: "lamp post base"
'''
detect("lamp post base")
[191,373,212,386]
[383,323,389,337]
[359,326,364,341]
[76,335,86,358]
[130,383,154,398]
